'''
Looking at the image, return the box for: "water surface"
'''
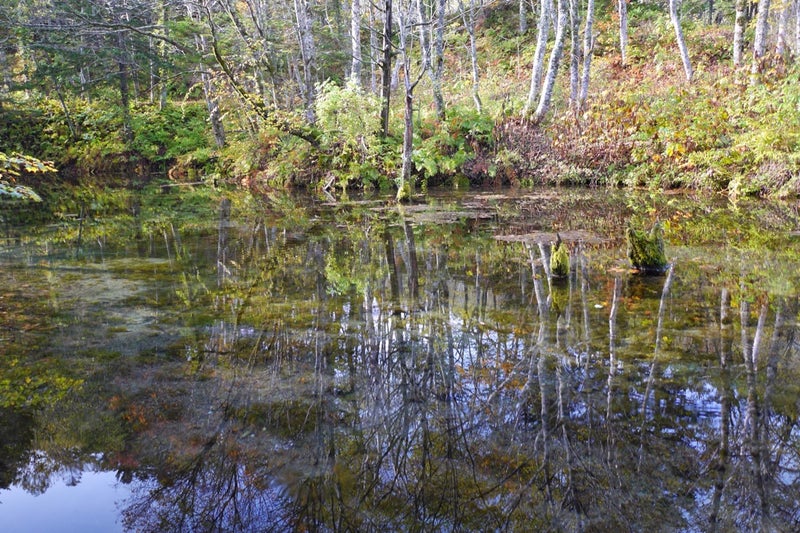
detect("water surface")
[1,188,799,531]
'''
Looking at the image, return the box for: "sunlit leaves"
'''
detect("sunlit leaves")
[0,151,56,202]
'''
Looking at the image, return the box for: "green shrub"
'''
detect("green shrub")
[130,103,211,163]
[315,80,383,188]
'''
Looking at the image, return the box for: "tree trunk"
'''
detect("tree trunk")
[117,32,133,144]
[196,31,226,147]
[294,0,318,122]
[396,0,426,201]
[669,0,693,82]
[399,75,414,201]
[523,0,552,116]
[796,0,800,59]
[733,0,746,66]
[188,2,226,148]
[202,2,321,146]
[519,0,528,34]
[380,0,393,137]
[158,2,169,111]
[416,0,431,73]
[578,0,595,110]
[618,0,628,65]
[752,0,772,76]
[349,0,363,85]
[776,1,789,56]
[532,0,567,123]
[431,0,446,120]
[568,0,580,109]
[709,289,733,532]
[459,0,482,113]
[0,49,8,102]
[369,1,379,94]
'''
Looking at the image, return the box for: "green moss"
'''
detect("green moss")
[396,179,413,202]
[626,221,668,273]
[550,236,570,278]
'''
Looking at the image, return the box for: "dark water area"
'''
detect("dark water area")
[1,187,800,531]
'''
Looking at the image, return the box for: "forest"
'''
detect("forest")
[4,2,800,530]
[1,0,800,201]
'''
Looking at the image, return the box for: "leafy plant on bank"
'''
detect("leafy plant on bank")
[413,106,496,186]
[314,80,384,189]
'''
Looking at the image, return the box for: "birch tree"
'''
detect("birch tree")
[431,0,446,120]
[294,0,318,121]
[396,0,427,201]
[568,0,580,109]
[369,1,379,94]
[776,0,790,57]
[669,0,693,82]
[752,0,772,75]
[796,0,800,58]
[379,0,393,137]
[532,0,567,123]
[458,0,482,113]
[733,0,746,66]
[578,0,595,111]
[187,0,226,147]
[523,0,552,116]
[152,0,169,109]
[618,0,628,65]
[349,0,363,85]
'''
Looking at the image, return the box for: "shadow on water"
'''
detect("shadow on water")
[1,188,800,531]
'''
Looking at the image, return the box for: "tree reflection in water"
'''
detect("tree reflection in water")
[4,193,800,531]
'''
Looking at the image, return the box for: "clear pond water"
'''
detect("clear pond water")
[1,188,799,531]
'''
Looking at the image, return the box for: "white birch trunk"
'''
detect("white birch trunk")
[776,0,789,56]
[618,0,628,65]
[369,1,379,94]
[459,0,483,113]
[733,0,746,66]
[669,0,693,82]
[397,1,422,200]
[578,0,595,110]
[523,0,552,116]
[157,1,169,110]
[796,0,800,58]
[186,1,226,147]
[431,0,446,120]
[293,0,317,121]
[349,0,363,86]
[533,0,568,123]
[753,0,772,63]
[520,0,528,34]
[416,0,431,73]
[379,0,392,136]
[568,0,580,109]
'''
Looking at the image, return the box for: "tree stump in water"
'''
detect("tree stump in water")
[626,221,668,273]
[550,234,570,278]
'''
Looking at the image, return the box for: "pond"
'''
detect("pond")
[1,187,799,531]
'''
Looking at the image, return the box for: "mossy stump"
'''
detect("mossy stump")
[550,235,570,278]
[396,180,413,203]
[626,221,668,273]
